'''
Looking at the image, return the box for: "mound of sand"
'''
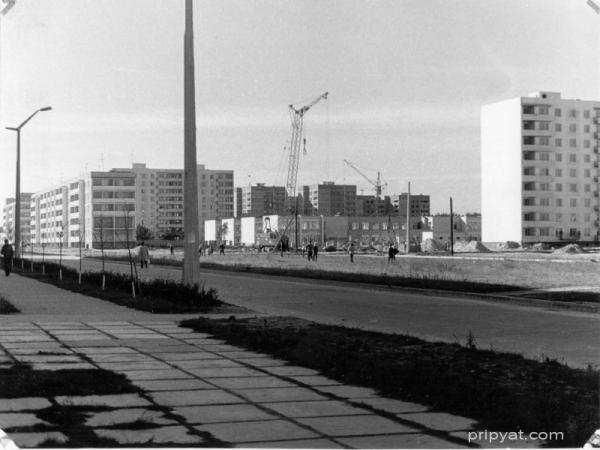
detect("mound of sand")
[420,238,445,252]
[553,243,586,254]
[453,240,491,253]
[532,242,551,251]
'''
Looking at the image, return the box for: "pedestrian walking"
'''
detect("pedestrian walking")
[169,244,174,255]
[219,243,225,255]
[313,244,319,262]
[1,240,13,276]
[138,242,150,269]
[349,242,355,263]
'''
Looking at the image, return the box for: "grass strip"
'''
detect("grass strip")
[0,296,19,314]
[13,259,235,314]
[87,254,526,294]
[181,315,598,447]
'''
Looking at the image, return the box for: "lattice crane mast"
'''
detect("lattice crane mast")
[343,159,387,198]
[285,92,329,202]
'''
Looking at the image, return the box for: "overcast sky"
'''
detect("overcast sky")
[0,0,598,213]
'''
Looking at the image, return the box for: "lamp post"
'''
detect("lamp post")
[5,106,52,259]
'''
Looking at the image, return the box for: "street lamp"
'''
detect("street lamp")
[5,106,52,258]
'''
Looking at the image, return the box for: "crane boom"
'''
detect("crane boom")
[285,92,328,202]
[343,159,384,197]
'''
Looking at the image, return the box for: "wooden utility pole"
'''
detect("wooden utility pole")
[182,0,201,286]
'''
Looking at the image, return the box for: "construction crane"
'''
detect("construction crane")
[343,159,387,198]
[285,92,329,202]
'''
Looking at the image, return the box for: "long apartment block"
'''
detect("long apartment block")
[481,91,600,244]
[24,163,234,249]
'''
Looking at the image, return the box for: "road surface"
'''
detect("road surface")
[58,258,599,368]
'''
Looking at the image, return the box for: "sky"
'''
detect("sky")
[0,0,598,213]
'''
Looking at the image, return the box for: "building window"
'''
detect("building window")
[523,167,535,175]
[524,227,536,236]
[555,138,562,147]
[539,213,550,221]
[569,139,577,148]
[569,169,577,177]
[584,125,591,133]
[570,198,577,207]
[539,152,550,160]
[569,154,577,163]
[538,137,550,146]
[555,123,562,132]
[539,122,549,130]
[556,198,562,207]
[585,154,591,163]
[538,106,549,115]
[569,184,577,192]
[539,198,550,206]
[523,182,536,191]
[555,168,562,177]
[555,153,562,162]
[539,228,550,237]
[523,213,535,221]
[569,124,577,133]
[584,140,591,149]
[569,109,577,118]
[523,136,535,145]
[584,110,591,119]
[554,108,561,117]
[555,183,563,192]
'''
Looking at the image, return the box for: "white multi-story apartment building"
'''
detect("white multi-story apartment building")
[3,193,33,245]
[482,91,600,244]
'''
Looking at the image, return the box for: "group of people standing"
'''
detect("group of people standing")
[304,241,319,261]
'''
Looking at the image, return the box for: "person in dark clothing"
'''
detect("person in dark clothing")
[306,242,313,261]
[1,240,14,276]
[169,244,174,255]
[349,242,355,263]
[313,244,319,262]
[219,243,225,255]
[388,245,399,263]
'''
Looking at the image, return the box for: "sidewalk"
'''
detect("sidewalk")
[0,275,541,448]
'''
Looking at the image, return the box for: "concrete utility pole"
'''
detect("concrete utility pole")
[5,106,52,258]
[182,0,200,286]
[405,182,410,254]
[450,197,454,256]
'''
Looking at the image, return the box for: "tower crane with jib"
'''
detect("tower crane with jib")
[343,159,387,198]
[285,92,329,205]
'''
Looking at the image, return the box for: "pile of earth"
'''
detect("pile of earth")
[532,242,552,251]
[453,240,492,253]
[420,238,445,252]
[498,241,521,250]
[553,243,586,254]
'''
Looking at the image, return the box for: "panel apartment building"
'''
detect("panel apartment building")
[234,184,287,218]
[302,182,357,216]
[2,193,33,245]
[482,91,600,244]
[28,163,234,248]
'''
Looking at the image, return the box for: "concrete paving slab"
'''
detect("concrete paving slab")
[208,376,297,390]
[173,404,278,424]
[71,346,138,354]
[353,398,430,414]
[179,337,227,343]
[135,346,201,354]
[264,365,320,376]
[262,400,369,418]
[86,354,155,363]
[96,361,172,371]
[337,432,461,449]
[14,355,83,363]
[0,398,52,412]
[218,351,271,359]
[85,408,177,427]
[133,378,214,392]
[9,432,68,448]
[0,336,52,343]
[233,387,329,403]
[191,344,241,352]
[8,347,72,355]
[94,425,202,445]
[54,393,151,408]
[236,438,345,448]
[196,419,319,443]
[290,375,342,386]
[314,385,379,398]
[398,411,479,431]
[31,362,95,371]
[187,367,268,378]
[235,357,289,367]
[156,352,228,361]
[172,359,243,369]
[297,414,420,437]
[121,369,193,381]
[59,335,112,341]
[0,413,51,428]
[149,389,244,407]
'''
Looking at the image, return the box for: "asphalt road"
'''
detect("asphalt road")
[59,258,599,368]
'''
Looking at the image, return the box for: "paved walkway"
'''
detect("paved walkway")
[0,275,543,448]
